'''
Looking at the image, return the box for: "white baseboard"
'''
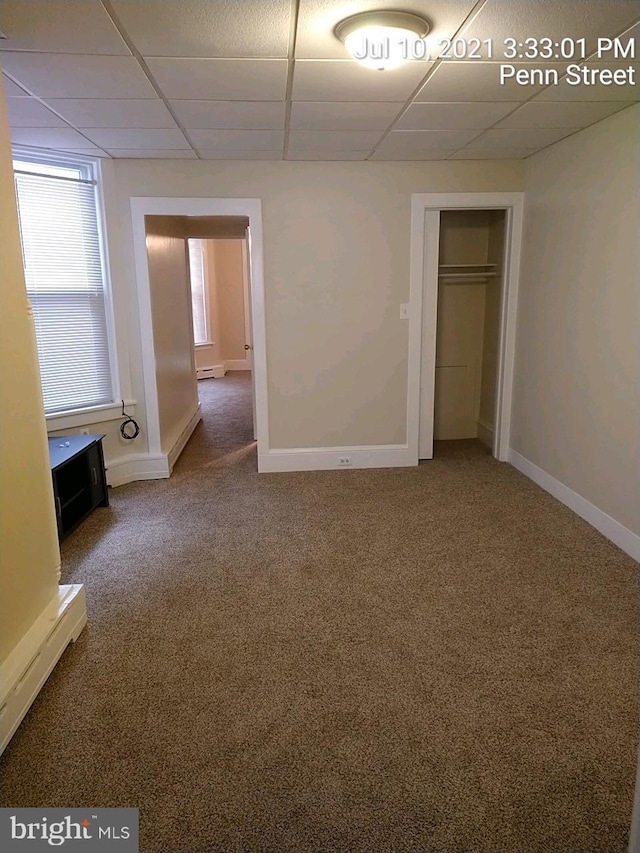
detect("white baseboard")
[258,444,414,473]
[106,452,170,487]
[0,584,87,755]
[167,403,202,473]
[225,359,250,371]
[106,406,201,486]
[477,419,494,448]
[508,449,640,563]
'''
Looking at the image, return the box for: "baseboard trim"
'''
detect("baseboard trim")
[167,403,202,473]
[508,449,640,562]
[477,419,494,448]
[106,452,170,487]
[258,444,414,473]
[225,359,250,371]
[0,584,87,755]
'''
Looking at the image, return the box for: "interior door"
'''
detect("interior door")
[242,231,257,440]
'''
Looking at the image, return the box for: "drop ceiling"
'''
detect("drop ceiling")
[1,0,638,161]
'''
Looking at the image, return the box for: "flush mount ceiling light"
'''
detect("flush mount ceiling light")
[334,10,430,71]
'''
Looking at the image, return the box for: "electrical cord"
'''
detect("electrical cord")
[120,400,140,440]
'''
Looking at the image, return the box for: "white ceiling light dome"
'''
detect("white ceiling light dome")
[335,10,430,71]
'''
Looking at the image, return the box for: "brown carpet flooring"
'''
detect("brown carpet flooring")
[1,372,638,853]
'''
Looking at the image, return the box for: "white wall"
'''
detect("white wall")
[0,77,60,662]
[512,105,640,536]
[107,160,523,455]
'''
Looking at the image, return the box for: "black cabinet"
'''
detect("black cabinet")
[48,434,109,540]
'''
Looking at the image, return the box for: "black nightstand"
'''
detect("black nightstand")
[48,434,109,541]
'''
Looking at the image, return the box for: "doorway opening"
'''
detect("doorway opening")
[432,209,506,459]
[186,227,257,442]
[131,198,268,476]
[408,192,524,465]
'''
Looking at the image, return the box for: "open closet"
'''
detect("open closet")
[433,209,506,452]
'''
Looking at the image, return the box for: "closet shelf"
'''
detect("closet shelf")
[438,263,497,269]
[438,262,499,283]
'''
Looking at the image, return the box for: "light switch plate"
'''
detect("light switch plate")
[400,303,409,319]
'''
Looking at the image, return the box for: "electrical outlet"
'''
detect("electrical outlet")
[338,456,352,466]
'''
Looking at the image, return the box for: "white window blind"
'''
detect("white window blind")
[13,157,113,415]
[188,239,208,345]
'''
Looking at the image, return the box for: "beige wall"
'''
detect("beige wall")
[0,77,60,662]
[210,239,247,363]
[512,104,640,535]
[110,160,524,450]
[145,217,198,454]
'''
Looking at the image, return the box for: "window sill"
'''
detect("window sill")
[194,341,214,349]
[46,400,136,432]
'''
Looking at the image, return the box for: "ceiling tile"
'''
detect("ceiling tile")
[458,0,640,61]
[370,150,456,160]
[81,128,190,149]
[189,129,284,150]
[170,100,286,129]
[396,101,520,130]
[6,98,67,127]
[465,127,579,149]
[495,100,634,128]
[197,150,283,160]
[286,151,369,160]
[290,101,403,130]
[106,149,198,159]
[288,130,382,151]
[534,62,640,102]
[0,0,130,55]
[146,58,287,100]
[417,61,567,101]
[374,128,481,155]
[294,1,479,60]
[109,0,291,57]
[449,149,539,159]
[292,60,432,101]
[44,98,177,129]
[10,127,99,149]
[2,75,29,96]
[0,53,157,98]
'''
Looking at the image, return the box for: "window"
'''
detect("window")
[12,151,114,415]
[187,238,209,345]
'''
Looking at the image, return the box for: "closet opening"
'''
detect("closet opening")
[432,209,506,458]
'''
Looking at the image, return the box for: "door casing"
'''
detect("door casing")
[407,192,525,462]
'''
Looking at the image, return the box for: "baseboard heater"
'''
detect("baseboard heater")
[197,364,226,380]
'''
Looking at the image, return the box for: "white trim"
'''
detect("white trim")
[106,452,170,487]
[0,584,87,755]
[225,358,250,371]
[166,403,201,473]
[509,449,640,563]
[476,418,494,448]
[46,399,136,431]
[259,444,413,473]
[129,197,268,468]
[409,192,524,463]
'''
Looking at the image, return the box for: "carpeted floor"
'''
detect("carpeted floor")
[1,372,638,853]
